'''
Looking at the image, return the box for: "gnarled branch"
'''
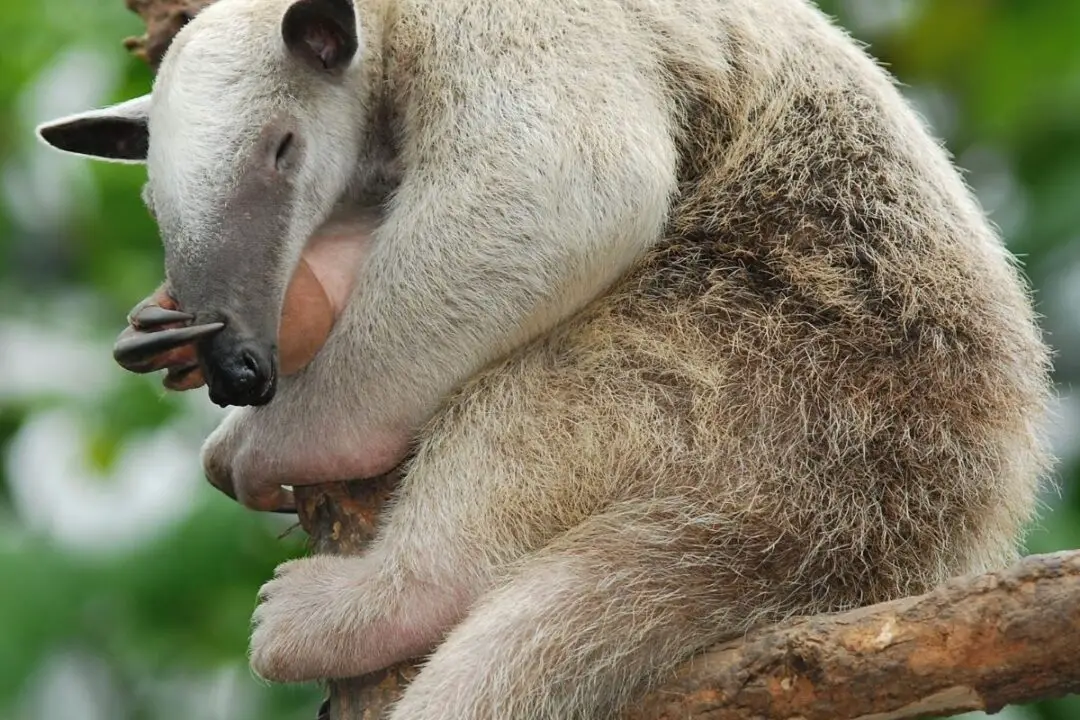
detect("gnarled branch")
[624,550,1080,719]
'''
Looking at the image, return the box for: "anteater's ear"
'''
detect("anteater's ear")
[282,0,359,73]
[35,94,152,164]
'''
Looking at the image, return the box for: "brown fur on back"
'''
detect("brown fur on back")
[436,0,1053,623]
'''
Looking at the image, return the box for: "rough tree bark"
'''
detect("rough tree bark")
[120,3,1080,718]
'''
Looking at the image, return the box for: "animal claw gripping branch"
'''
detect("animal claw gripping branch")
[37,0,1053,717]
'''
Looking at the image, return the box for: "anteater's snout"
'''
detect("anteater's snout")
[200,325,278,408]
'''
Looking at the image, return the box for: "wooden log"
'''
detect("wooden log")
[624,550,1080,720]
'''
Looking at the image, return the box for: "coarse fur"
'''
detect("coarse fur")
[37,0,1054,717]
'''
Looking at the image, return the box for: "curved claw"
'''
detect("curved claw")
[113,322,224,371]
[131,305,195,330]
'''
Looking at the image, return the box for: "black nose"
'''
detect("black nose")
[201,333,277,407]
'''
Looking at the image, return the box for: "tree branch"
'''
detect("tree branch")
[123,0,212,69]
[293,476,420,720]
[625,550,1080,720]
[120,2,1080,718]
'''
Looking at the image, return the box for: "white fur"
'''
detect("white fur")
[195,0,679,501]
[147,0,362,267]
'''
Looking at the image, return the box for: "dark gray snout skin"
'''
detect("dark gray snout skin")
[163,124,297,408]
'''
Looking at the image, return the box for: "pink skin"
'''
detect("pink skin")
[211,217,403,511]
[302,214,372,320]
[119,220,369,387]
[120,216,398,511]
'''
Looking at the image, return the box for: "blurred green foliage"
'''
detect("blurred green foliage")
[1,1,1079,718]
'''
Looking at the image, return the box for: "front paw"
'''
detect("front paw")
[250,556,363,683]
[201,411,296,513]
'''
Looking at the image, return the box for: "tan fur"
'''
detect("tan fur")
[254,1,1053,717]
[39,0,1054,717]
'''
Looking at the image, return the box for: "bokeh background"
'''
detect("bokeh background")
[1,1,1079,719]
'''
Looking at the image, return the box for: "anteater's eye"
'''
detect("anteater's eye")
[274,132,297,171]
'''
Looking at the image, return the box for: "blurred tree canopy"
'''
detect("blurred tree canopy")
[1,1,1078,718]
